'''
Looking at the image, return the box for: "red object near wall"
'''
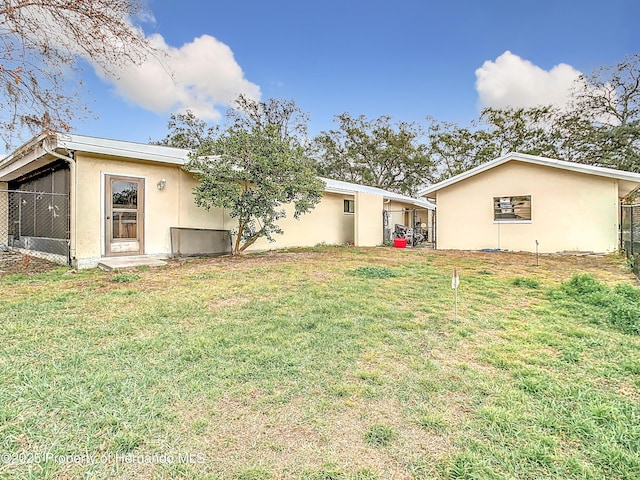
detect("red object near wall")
[393,238,407,248]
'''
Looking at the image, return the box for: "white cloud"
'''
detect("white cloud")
[475,51,581,111]
[95,33,261,121]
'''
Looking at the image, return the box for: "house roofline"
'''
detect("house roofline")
[0,133,435,209]
[55,133,190,165]
[0,133,192,182]
[322,177,435,210]
[418,152,640,197]
[0,132,50,169]
[0,133,190,172]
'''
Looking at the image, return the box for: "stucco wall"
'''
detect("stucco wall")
[177,172,231,229]
[74,155,184,265]
[434,161,620,253]
[250,192,355,250]
[178,174,357,250]
[72,153,429,265]
[354,192,384,246]
[73,154,361,264]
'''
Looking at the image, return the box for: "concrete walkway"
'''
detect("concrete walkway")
[97,255,168,271]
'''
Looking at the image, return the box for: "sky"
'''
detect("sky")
[72,0,639,145]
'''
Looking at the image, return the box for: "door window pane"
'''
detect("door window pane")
[113,211,137,239]
[112,181,138,208]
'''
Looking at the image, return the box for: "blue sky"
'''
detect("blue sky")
[75,0,639,144]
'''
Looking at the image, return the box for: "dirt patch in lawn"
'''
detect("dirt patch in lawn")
[0,250,64,275]
[423,249,635,284]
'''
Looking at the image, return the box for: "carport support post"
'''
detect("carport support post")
[0,182,8,248]
[631,206,635,256]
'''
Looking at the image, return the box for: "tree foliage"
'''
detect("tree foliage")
[159,56,640,206]
[561,54,640,171]
[228,95,310,143]
[429,55,640,181]
[152,110,218,153]
[573,54,640,128]
[428,106,562,180]
[313,113,434,196]
[0,0,153,149]
[426,117,496,180]
[182,97,324,255]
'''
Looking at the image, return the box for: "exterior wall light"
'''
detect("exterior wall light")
[157,178,166,190]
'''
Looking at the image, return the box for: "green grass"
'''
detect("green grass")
[553,273,640,334]
[364,424,397,446]
[110,272,141,283]
[511,276,541,289]
[347,266,399,279]
[0,247,639,479]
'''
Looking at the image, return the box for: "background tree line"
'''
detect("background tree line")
[157,54,639,198]
[1,2,637,198]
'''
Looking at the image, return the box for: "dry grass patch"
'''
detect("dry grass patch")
[171,394,453,479]
[1,246,638,479]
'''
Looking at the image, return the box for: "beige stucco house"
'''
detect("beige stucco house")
[0,133,434,268]
[418,152,640,254]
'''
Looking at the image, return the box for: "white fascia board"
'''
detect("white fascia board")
[322,177,435,209]
[55,133,191,165]
[406,198,436,209]
[0,134,51,181]
[324,187,356,196]
[0,133,48,168]
[512,151,640,182]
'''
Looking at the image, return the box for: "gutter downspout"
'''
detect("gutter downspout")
[43,140,76,267]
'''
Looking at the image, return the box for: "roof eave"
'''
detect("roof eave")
[0,134,53,181]
[56,133,190,165]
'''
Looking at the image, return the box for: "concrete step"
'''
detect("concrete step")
[98,256,167,271]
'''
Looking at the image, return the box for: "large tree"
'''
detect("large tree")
[181,96,324,255]
[427,106,561,181]
[0,0,153,149]
[558,54,640,171]
[426,117,496,180]
[313,113,434,196]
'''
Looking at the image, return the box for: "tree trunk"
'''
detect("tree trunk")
[233,223,244,255]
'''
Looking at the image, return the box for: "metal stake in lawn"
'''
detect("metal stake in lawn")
[535,240,539,267]
[452,267,460,320]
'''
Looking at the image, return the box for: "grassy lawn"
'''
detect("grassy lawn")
[1,246,639,479]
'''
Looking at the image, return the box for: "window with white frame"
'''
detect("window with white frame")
[493,195,531,222]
